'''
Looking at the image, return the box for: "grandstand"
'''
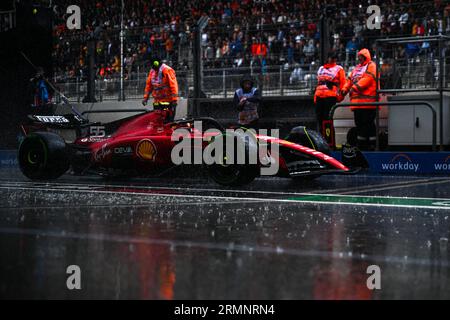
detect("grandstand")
[43,0,450,101]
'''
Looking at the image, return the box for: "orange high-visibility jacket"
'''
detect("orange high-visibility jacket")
[314,63,346,103]
[343,48,379,110]
[143,63,179,103]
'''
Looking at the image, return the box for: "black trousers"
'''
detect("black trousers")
[315,96,337,140]
[353,108,376,147]
[166,104,176,122]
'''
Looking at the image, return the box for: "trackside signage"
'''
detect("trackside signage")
[333,151,450,175]
[434,155,450,172]
[380,153,419,173]
[0,150,18,168]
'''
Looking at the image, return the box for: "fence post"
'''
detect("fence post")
[279,65,283,96]
[439,38,444,150]
[223,69,226,98]
[76,77,80,103]
[407,60,411,88]
[184,72,188,99]
[376,105,380,151]
[99,80,103,102]
[137,65,140,95]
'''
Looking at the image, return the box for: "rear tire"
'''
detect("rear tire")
[18,131,69,180]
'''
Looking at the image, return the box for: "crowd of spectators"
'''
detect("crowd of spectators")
[40,0,450,82]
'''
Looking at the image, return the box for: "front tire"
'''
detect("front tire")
[18,131,69,180]
[285,126,330,181]
[285,126,331,155]
[208,163,259,186]
[207,130,259,186]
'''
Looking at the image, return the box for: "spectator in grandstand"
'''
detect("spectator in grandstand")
[286,41,295,65]
[405,43,421,62]
[142,57,179,123]
[314,52,346,145]
[204,41,215,66]
[303,39,315,60]
[233,52,244,68]
[289,63,306,85]
[251,38,268,60]
[399,9,409,27]
[345,37,359,65]
[30,67,54,115]
[31,68,50,108]
[445,4,450,32]
[380,59,402,90]
[233,74,260,129]
[250,38,268,75]
[412,19,425,36]
[341,48,379,150]
[230,34,243,57]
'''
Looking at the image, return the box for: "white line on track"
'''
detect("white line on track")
[314,177,449,194]
[0,226,448,268]
[1,176,449,199]
[1,185,450,210]
[339,178,450,195]
[0,200,261,211]
[2,177,450,201]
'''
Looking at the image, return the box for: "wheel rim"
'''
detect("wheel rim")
[27,149,40,164]
[20,137,48,171]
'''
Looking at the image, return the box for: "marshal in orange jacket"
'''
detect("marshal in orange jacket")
[143,63,179,103]
[314,62,346,103]
[342,48,379,110]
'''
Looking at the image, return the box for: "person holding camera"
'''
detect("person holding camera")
[233,75,261,130]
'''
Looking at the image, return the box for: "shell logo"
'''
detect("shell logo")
[136,139,157,161]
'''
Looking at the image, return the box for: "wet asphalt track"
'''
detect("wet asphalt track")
[1,168,450,299]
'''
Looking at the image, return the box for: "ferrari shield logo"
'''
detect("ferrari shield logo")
[136,139,157,161]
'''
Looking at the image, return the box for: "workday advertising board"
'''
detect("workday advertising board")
[366,152,450,174]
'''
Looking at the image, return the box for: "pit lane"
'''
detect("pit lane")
[1,168,450,299]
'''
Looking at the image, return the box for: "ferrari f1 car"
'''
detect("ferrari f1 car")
[18,103,363,186]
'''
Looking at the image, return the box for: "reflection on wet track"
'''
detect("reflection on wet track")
[1,168,450,299]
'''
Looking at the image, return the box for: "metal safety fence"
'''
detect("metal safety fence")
[55,57,450,102]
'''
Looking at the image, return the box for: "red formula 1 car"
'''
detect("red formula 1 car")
[18,105,358,186]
